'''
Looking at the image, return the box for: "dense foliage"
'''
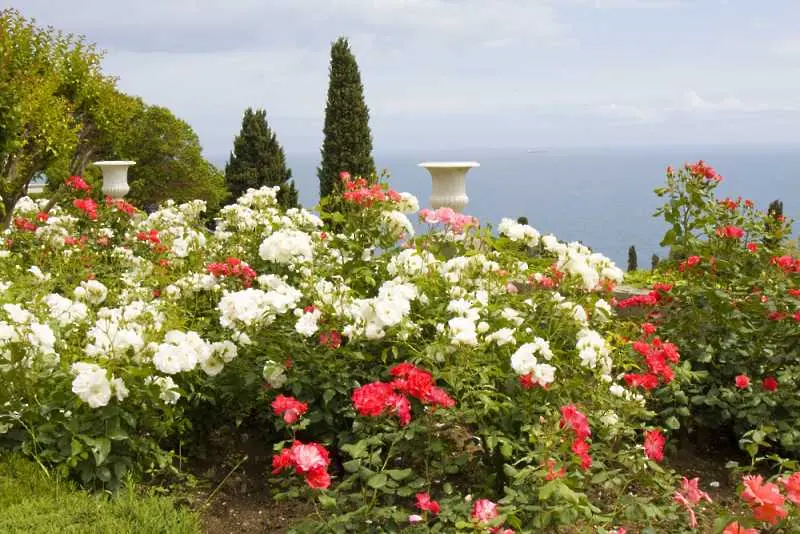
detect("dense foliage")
[0,9,227,223]
[317,38,376,201]
[621,162,800,460]
[224,107,298,209]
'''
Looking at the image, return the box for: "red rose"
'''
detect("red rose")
[762,376,778,392]
[735,375,750,389]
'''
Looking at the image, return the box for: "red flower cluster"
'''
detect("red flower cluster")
[64,235,89,247]
[560,404,592,470]
[207,257,257,288]
[271,395,308,424]
[678,255,702,272]
[716,225,745,239]
[687,160,722,182]
[747,243,759,253]
[136,229,161,245]
[319,330,342,349]
[65,175,91,192]
[615,283,672,310]
[13,217,37,232]
[73,198,99,220]
[771,255,800,274]
[415,492,440,515]
[272,440,331,489]
[351,363,455,426]
[341,173,402,207]
[624,324,680,391]
[741,475,787,525]
[105,196,136,216]
[643,429,666,462]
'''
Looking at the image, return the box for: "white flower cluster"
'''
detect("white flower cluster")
[509,339,556,386]
[218,275,301,330]
[151,330,236,376]
[498,218,540,247]
[541,235,624,291]
[342,280,418,340]
[43,294,89,327]
[0,304,58,368]
[576,328,613,375]
[259,229,314,265]
[386,249,438,279]
[71,362,128,408]
[380,210,415,240]
[295,307,322,337]
[74,280,109,305]
[144,375,181,404]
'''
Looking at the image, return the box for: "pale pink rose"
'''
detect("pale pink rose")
[290,443,328,473]
[471,498,499,523]
[408,514,423,524]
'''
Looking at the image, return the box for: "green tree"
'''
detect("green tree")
[0,8,114,226]
[627,245,638,272]
[224,108,297,208]
[111,102,228,213]
[317,37,375,200]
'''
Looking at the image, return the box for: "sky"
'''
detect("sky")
[7,0,800,159]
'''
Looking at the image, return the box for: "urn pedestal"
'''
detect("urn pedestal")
[93,160,136,200]
[418,161,479,212]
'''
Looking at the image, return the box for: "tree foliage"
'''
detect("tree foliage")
[1,8,227,220]
[0,8,113,225]
[317,37,375,200]
[110,100,228,213]
[224,108,297,208]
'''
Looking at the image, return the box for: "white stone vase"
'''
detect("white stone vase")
[418,161,479,212]
[93,161,136,200]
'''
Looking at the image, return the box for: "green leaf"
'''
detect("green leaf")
[665,416,680,430]
[367,473,388,489]
[385,468,413,481]
[82,436,111,466]
[318,494,337,509]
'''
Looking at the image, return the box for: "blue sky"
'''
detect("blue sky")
[8,0,800,157]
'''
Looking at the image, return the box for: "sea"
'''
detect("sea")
[234,145,800,268]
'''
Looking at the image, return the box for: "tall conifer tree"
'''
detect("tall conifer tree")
[318,37,376,200]
[225,108,298,208]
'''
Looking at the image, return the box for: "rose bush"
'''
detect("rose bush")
[619,162,800,459]
[8,168,796,531]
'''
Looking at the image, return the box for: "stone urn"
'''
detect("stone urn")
[93,160,136,200]
[418,161,479,212]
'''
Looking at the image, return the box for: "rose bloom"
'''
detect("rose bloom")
[290,442,330,473]
[471,498,499,523]
[271,394,308,424]
[722,522,758,534]
[644,429,666,462]
[735,375,751,389]
[741,475,787,525]
[415,492,440,514]
[762,376,778,392]
[780,472,800,505]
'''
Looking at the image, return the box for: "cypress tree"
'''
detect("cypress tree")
[651,254,660,270]
[764,199,784,249]
[225,108,298,208]
[318,37,376,200]
[627,245,638,272]
[517,216,529,225]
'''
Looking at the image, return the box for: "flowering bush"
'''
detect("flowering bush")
[2,170,758,530]
[632,162,800,458]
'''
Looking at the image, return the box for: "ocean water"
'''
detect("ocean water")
[278,145,800,267]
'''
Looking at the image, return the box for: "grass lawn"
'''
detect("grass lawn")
[0,454,202,534]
